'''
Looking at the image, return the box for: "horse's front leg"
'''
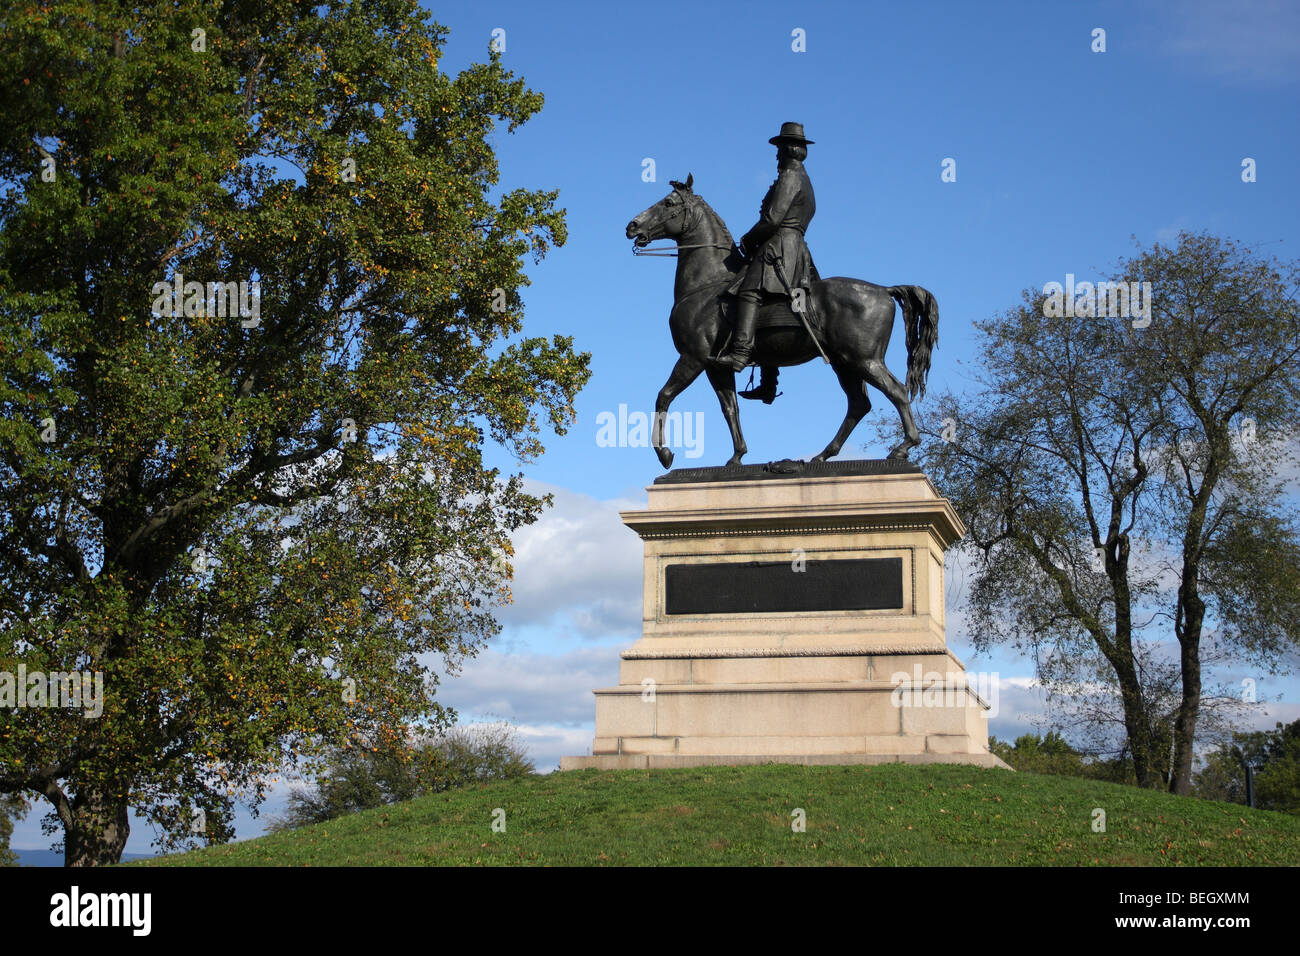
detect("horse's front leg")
[705,366,747,466]
[653,355,705,469]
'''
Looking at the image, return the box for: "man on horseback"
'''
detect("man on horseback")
[709,122,818,392]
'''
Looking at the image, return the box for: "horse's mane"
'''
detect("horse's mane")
[687,190,822,279]
[687,192,738,251]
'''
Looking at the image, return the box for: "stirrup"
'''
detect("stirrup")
[710,349,751,371]
[739,384,780,404]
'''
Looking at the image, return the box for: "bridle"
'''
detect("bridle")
[632,194,734,257]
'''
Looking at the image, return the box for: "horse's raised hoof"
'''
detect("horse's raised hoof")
[656,446,674,469]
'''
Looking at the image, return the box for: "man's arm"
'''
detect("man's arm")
[742,171,799,253]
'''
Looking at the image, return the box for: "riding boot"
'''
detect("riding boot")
[711,291,759,371]
[740,365,780,404]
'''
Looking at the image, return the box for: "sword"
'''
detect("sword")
[780,274,830,365]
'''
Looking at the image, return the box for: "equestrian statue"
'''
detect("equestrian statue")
[626,121,939,469]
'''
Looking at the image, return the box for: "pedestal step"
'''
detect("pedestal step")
[620,651,965,685]
[587,676,994,760]
[560,752,1011,770]
[592,732,985,756]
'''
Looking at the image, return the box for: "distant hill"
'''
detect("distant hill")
[127,763,1300,866]
[17,848,154,867]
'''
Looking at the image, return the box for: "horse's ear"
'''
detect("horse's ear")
[668,179,683,191]
[685,172,694,191]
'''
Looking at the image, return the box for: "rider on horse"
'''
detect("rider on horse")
[709,122,817,404]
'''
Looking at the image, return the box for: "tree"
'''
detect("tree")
[1194,720,1300,813]
[271,720,534,830]
[0,793,26,866]
[989,731,1089,777]
[914,233,1300,793]
[0,1,588,865]
[989,731,1137,782]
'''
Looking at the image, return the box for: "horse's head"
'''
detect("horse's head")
[626,173,697,247]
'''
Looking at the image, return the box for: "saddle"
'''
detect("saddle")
[720,260,823,334]
[720,295,816,331]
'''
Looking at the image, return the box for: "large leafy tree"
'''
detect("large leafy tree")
[914,233,1300,794]
[0,0,588,864]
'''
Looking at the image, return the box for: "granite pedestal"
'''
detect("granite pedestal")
[560,460,1008,770]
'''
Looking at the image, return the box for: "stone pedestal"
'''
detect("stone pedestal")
[560,460,1007,770]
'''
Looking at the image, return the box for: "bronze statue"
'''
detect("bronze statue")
[711,122,818,374]
[627,123,939,468]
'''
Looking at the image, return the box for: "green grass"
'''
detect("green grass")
[132,763,1300,866]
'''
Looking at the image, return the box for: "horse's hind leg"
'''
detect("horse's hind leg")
[653,355,704,469]
[813,364,871,462]
[704,366,748,466]
[859,358,921,459]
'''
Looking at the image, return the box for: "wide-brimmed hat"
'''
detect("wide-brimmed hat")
[769,121,814,146]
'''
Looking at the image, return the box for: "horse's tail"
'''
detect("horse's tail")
[888,285,939,401]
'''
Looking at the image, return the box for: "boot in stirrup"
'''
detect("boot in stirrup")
[740,365,780,404]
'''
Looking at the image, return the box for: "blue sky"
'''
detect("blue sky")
[443,0,1300,750]
[456,0,1297,492]
[13,0,1300,859]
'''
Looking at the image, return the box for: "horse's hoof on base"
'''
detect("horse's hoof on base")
[725,455,745,467]
[656,447,674,469]
[812,452,833,463]
[887,447,912,460]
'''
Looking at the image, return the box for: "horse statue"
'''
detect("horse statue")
[626,173,939,469]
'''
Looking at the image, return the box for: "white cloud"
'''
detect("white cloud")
[427,644,625,774]
[498,481,645,638]
[437,645,622,728]
[1155,219,1192,244]
[1158,0,1300,85]
[513,723,599,773]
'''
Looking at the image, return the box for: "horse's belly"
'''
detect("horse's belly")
[752,327,821,367]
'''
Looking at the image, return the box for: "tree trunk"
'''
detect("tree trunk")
[1171,439,1218,795]
[1171,592,1205,795]
[65,787,130,867]
[1106,537,1163,788]
[1112,651,1162,788]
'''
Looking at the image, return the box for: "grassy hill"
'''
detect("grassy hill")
[133,763,1300,866]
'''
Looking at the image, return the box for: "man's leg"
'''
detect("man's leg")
[710,289,761,371]
[740,365,780,404]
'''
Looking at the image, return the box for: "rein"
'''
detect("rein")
[633,241,733,257]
